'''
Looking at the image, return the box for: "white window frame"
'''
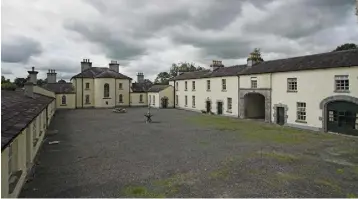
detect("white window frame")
[85,82,90,89]
[153,95,155,105]
[227,97,232,112]
[334,75,349,92]
[287,78,297,92]
[139,94,143,102]
[119,94,123,103]
[222,79,226,91]
[175,95,178,105]
[119,83,123,90]
[296,102,306,122]
[251,77,257,89]
[8,143,13,178]
[207,80,211,91]
[185,81,188,91]
[85,95,90,104]
[185,95,188,106]
[176,82,178,91]
[192,96,195,108]
[192,81,195,91]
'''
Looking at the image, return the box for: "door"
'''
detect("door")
[217,102,223,115]
[327,101,358,136]
[206,101,211,113]
[276,107,285,125]
[161,97,168,108]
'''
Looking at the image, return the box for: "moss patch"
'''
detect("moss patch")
[276,172,303,181]
[347,193,358,198]
[122,186,165,198]
[154,172,198,196]
[314,179,342,193]
[260,151,299,163]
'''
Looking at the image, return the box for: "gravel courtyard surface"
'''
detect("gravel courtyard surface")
[20,108,358,198]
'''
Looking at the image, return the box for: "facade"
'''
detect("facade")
[147,85,174,108]
[1,68,56,198]
[130,73,153,106]
[171,50,358,136]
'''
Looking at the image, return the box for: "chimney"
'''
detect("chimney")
[137,72,144,83]
[109,60,119,73]
[210,60,224,71]
[24,82,34,98]
[27,66,38,84]
[81,59,92,72]
[247,51,262,67]
[47,69,57,83]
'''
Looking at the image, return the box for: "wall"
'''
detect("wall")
[239,73,271,88]
[115,79,131,107]
[56,94,76,109]
[148,92,160,108]
[33,86,56,98]
[94,78,116,108]
[1,100,55,198]
[159,86,174,108]
[82,78,95,108]
[174,76,239,117]
[130,93,147,106]
[271,66,358,129]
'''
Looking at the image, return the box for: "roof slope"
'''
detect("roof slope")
[132,81,153,92]
[1,90,54,150]
[71,67,132,79]
[42,83,75,94]
[148,84,171,92]
[239,49,358,75]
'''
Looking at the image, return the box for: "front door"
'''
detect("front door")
[277,107,285,125]
[161,98,168,108]
[206,101,211,113]
[217,102,223,115]
[327,101,358,136]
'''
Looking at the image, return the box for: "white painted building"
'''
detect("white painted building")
[171,50,358,136]
[147,85,174,108]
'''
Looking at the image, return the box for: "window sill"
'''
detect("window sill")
[118,102,124,104]
[103,97,111,99]
[207,90,211,92]
[295,120,307,124]
[222,90,227,92]
[118,88,123,90]
[287,90,297,93]
[139,101,144,103]
[184,89,188,91]
[85,102,91,105]
[184,105,188,107]
[8,170,23,194]
[60,104,67,106]
[334,90,350,93]
[251,87,258,89]
[192,90,196,91]
[226,110,232,113]
[192,106,196,108]
[85,88,90,90]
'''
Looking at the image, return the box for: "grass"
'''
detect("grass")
[260,151,299,163]
[276,172,303,181]
[336,168,344,174]
[314,179,342,193]
[347,193,357,198]
[187,115,336,144]
[154,172,198,197]
[122,186,165,198]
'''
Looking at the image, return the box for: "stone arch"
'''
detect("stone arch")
[244,93,265,119]
[239,89,271,122]
[319,95,358,132]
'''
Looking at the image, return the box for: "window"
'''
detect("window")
[176,82,178,91]
[207,80,211,91]
[335,75,349,92]
[175,95,178,105]
[149,95,151,105]
[251,77,257,88]
[192,96,196,107]
[192,81,196,91]
[61,95,66,105]
[8,143,13,177]
[119,94,123,103]
[287,78,297,92]
[153,95,155,105]
[185,81,188,91]
[328,110,337,122]
[104,83,110,98]
[222,79,226,91]
[227,98,232,112]
[185,95,188,106]
[32,120,37,145]
[296,102,306,122]
[85,83,90,89]
[119,83,123,90]
[85,95,90,104]
[39,114,43,136]
[139,94,143,102]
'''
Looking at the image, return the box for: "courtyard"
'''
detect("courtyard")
[20,108,358,198]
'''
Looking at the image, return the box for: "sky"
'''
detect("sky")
[1,0,358,82]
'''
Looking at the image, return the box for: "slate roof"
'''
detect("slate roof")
[1,90,55,151]
[147,85,171,92]
[239,49,358,75]
[170,49,358,80]
[42,83,75,94]
[71,67,132,79]
[131,81,153,92]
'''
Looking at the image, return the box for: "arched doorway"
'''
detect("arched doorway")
[244,93,265,119]
[326,101,358,136]
[205,99,212,113]
[161,97,169,108]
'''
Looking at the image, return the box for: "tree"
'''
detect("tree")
[247,48,264,62]
[1,76,10,84]
[1,82,17,91]
[155,62,204,84]
[14,78,27,88]
[333,43,357,52]
[36,79,47,86]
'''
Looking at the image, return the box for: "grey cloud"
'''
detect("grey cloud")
[1,67,13,75]
[1,36,42,63]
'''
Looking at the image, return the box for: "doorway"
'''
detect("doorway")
[326,101,358,136]
[161,97,168,108]
[217,101,223,115]
[276,107,285,125]
[206,100,211,113]
[244,93,265,119]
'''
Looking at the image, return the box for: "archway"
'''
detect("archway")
[161,97,169,108]
[244,93,265,119]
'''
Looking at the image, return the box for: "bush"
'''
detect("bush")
[1,83,17,91]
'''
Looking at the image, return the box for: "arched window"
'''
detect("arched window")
[139,94,143,102]
[104,83,110,98]
[119,94,123,103]
[61,95,66,105]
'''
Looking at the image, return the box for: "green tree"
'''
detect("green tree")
[333,43,357,52]
[247,48,264,62]
[1,76,10,84]
[155,62,204,84]
[36,79,47,86]
[154,72,171,85]
[14,78,27,88]
[1,82,17,91]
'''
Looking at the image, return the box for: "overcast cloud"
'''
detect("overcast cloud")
[1,0,358,81]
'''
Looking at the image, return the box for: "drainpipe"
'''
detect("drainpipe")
[173,80,176,108]
[128,79,131,107]
[237,75,240,118]
[269,73,273,123]
[82,77,84,108]
[115,79,117,108]
[46,107,48,127]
